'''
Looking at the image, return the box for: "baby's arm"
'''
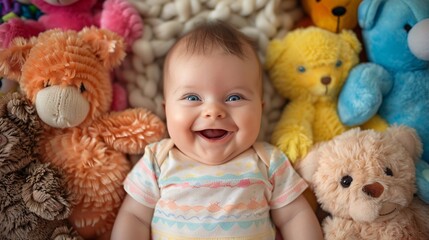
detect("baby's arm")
[271,195,323,240]
[111,194,154,240]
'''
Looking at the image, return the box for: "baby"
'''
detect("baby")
[111,21,322,240]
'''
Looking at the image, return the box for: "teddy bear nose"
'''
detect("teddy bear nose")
[332,6,346,17]
[362,182,384,198]
[321,76,332,85]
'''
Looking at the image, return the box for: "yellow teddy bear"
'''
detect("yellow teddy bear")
[265,27,361,166]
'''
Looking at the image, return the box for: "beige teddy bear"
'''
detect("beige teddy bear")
[296,126,429,239]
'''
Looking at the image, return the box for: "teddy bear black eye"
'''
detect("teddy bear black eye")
[384,167,393,176]
[297,66,306,73]
[404,23,412,33]
[340,175,353,188]
[80,83,86,93]
[335,60,343,67]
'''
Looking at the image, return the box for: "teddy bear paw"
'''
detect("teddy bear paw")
[277,134,313,164]
[100,0,143,49]
[22,163,72,220]
[415,159,429,204]
[51,225,83,240]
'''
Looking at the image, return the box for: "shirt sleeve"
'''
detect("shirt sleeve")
[123,143,161,208]
[266,144,308,209]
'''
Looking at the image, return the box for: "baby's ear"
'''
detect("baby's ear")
[295,145,321,185]
[79,27,126,70]
[0,37,36,81]
[385,125,423,162]
[358,0,385,30]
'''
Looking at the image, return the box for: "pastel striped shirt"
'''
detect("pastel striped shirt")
[124,139,308,240]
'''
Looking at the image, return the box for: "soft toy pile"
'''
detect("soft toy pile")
[296,126,429,239]
[0,0,144,111]
[0,27,166,239]
[265,26,361,164]
[337,0,429,203]
[0,0,143,49]
[0,92,81,240]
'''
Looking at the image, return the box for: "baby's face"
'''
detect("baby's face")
[164,46,263,165]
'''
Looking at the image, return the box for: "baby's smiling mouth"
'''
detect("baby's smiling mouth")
[197,129,229,140]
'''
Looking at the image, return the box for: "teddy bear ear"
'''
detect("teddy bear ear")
[78,27,126,70]
[385,125,423,162]
[295,145,321,185]
[0,37,36,82]
[265,38,287,70]
[339,30,362,55]
[358,0,385,30]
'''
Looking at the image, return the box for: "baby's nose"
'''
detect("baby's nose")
[202,103,226,119]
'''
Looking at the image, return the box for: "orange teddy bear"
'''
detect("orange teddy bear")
[0,27,166,240]
[298,0,362,33]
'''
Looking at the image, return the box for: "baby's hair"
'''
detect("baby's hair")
[163,20,262,86]
[179,20,259,59]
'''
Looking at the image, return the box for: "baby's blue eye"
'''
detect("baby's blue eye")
[297,66,306,73]
[226,95,241,102]
[185,95,200,101]
[335,60,343,67]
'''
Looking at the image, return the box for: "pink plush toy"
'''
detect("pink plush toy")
[0,0,142,49]
[0,0,143,111]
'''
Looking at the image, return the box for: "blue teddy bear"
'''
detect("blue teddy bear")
[337,0,429,203]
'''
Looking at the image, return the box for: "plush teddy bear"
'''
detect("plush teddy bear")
[265,26,361,165]
[0,0,143,49]
[0,0,143,112]
[0,92,82,240]
[337,0,429,203]
[298,0,362,33]
[295,126,429,240]
[0,27,166,240]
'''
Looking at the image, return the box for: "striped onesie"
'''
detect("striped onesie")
[124,139,308,239]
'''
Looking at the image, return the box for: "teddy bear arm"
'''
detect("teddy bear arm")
[338,63,393,126]
[22,161,72,221]
[50,225,84,240]
[92,108,165,154]
[272,101,314,163]
[0,18,45,48]
[99,0,143,49]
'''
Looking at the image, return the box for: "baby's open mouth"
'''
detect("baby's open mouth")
[197,129,229,140]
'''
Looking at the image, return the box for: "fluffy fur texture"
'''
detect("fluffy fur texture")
[265,26,361,165]
[0,0,143,49]
[0,0,144,111]
[0,92,81,240]
[300,0,362,33]
[296,126,429,240]
[337,0,429,203]
[0,27,166,240]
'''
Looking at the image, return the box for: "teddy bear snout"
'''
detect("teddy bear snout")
[362,182,384,198]
[332,6,346,17]
[321,76,332,85]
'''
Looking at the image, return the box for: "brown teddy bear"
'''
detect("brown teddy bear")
[296,126,429,239]
[0,93,81,240]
